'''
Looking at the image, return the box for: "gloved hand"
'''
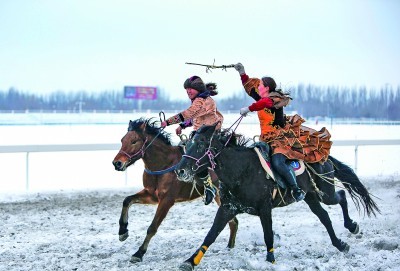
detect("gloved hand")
[240,107,250,116]
[234,63,245,75]
[161,121,167,128]
[175,126,182,135]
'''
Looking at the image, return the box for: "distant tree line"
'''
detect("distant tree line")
[289,84,400,120]
[1,84,399,120]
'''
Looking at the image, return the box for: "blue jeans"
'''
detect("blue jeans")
[271,153,298,188]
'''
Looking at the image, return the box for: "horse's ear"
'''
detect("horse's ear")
[128,120,133,131]
[140,119,149,131]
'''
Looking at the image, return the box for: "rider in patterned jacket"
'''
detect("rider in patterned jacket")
[161,75,223,205]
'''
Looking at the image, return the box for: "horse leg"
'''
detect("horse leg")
[259,206,275,263]
[130,196,175,263]
[213,195,238,248]
[119,189,158,241]
[337,190,359,233]
[322,189,359,234]
[309,163,359,234]
[179,206,237,271]
[304,193,350,252]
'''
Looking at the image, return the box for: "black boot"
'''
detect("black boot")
[271,154,305,202]
[203,176,217,205]
[291,186,305,202]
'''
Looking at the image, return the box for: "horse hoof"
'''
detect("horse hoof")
[345,220,359,234]
[351,223,359,234]
[130,255,142,263]
[119,232,129,242]
[338,241,350,253]
[179,262,194,271]
[266,251,276,264]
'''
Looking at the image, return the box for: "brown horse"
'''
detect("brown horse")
[112,118,238,263]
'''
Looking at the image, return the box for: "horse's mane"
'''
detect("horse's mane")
[219,129,251,149]
[128,118,172,145]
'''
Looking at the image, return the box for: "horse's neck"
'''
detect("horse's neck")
[143,140,181,168]
[215,147,252,187]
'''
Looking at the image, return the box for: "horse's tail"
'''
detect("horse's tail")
[329,155,380,217]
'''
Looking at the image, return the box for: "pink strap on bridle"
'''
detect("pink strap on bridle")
[183,148,217,171]
[118,137,149,161]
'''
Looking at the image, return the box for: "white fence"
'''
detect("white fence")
[1,139,400,191]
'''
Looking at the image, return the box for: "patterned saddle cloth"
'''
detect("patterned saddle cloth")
[251,141,305,189]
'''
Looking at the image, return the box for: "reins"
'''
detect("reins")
[144,164,179,175]
[222,115,244,148]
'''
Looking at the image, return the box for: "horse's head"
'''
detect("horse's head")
[175,122,223,182]
[112,119,149,171]
[112,118,170,171]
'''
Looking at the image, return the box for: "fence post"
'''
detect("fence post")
[354,145,358,173]
[26,152,30,191]
[125,170,128,186]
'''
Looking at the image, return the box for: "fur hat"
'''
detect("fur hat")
[183,76,206,93]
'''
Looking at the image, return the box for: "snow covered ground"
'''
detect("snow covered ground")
[0,176,399,271]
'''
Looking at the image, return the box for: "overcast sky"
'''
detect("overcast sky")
[1,0,399,100]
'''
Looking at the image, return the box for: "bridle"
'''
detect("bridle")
[182,143,218,172]
[182,116,244,172]
[118,112,181,175]
[118,137,149,163]
[118,115,166,164]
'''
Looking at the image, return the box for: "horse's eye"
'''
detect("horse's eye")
[131,140,137,145]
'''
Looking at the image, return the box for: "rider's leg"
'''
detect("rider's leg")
[271,153,305,202]
[197,169,217,205]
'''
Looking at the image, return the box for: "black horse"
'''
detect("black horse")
[174,123,380,271]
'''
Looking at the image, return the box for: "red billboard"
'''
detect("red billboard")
[124,86,157,100]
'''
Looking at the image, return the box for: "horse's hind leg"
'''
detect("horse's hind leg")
[119,189,158,242]
[320,190,359,234]
[130,196,175,263]
[336,190,359,234]
[304,193,350,252]
[309,163,359,234]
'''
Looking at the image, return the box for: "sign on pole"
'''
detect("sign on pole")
[124,86,157,100]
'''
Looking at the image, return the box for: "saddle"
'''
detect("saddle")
[251,141,305,189]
